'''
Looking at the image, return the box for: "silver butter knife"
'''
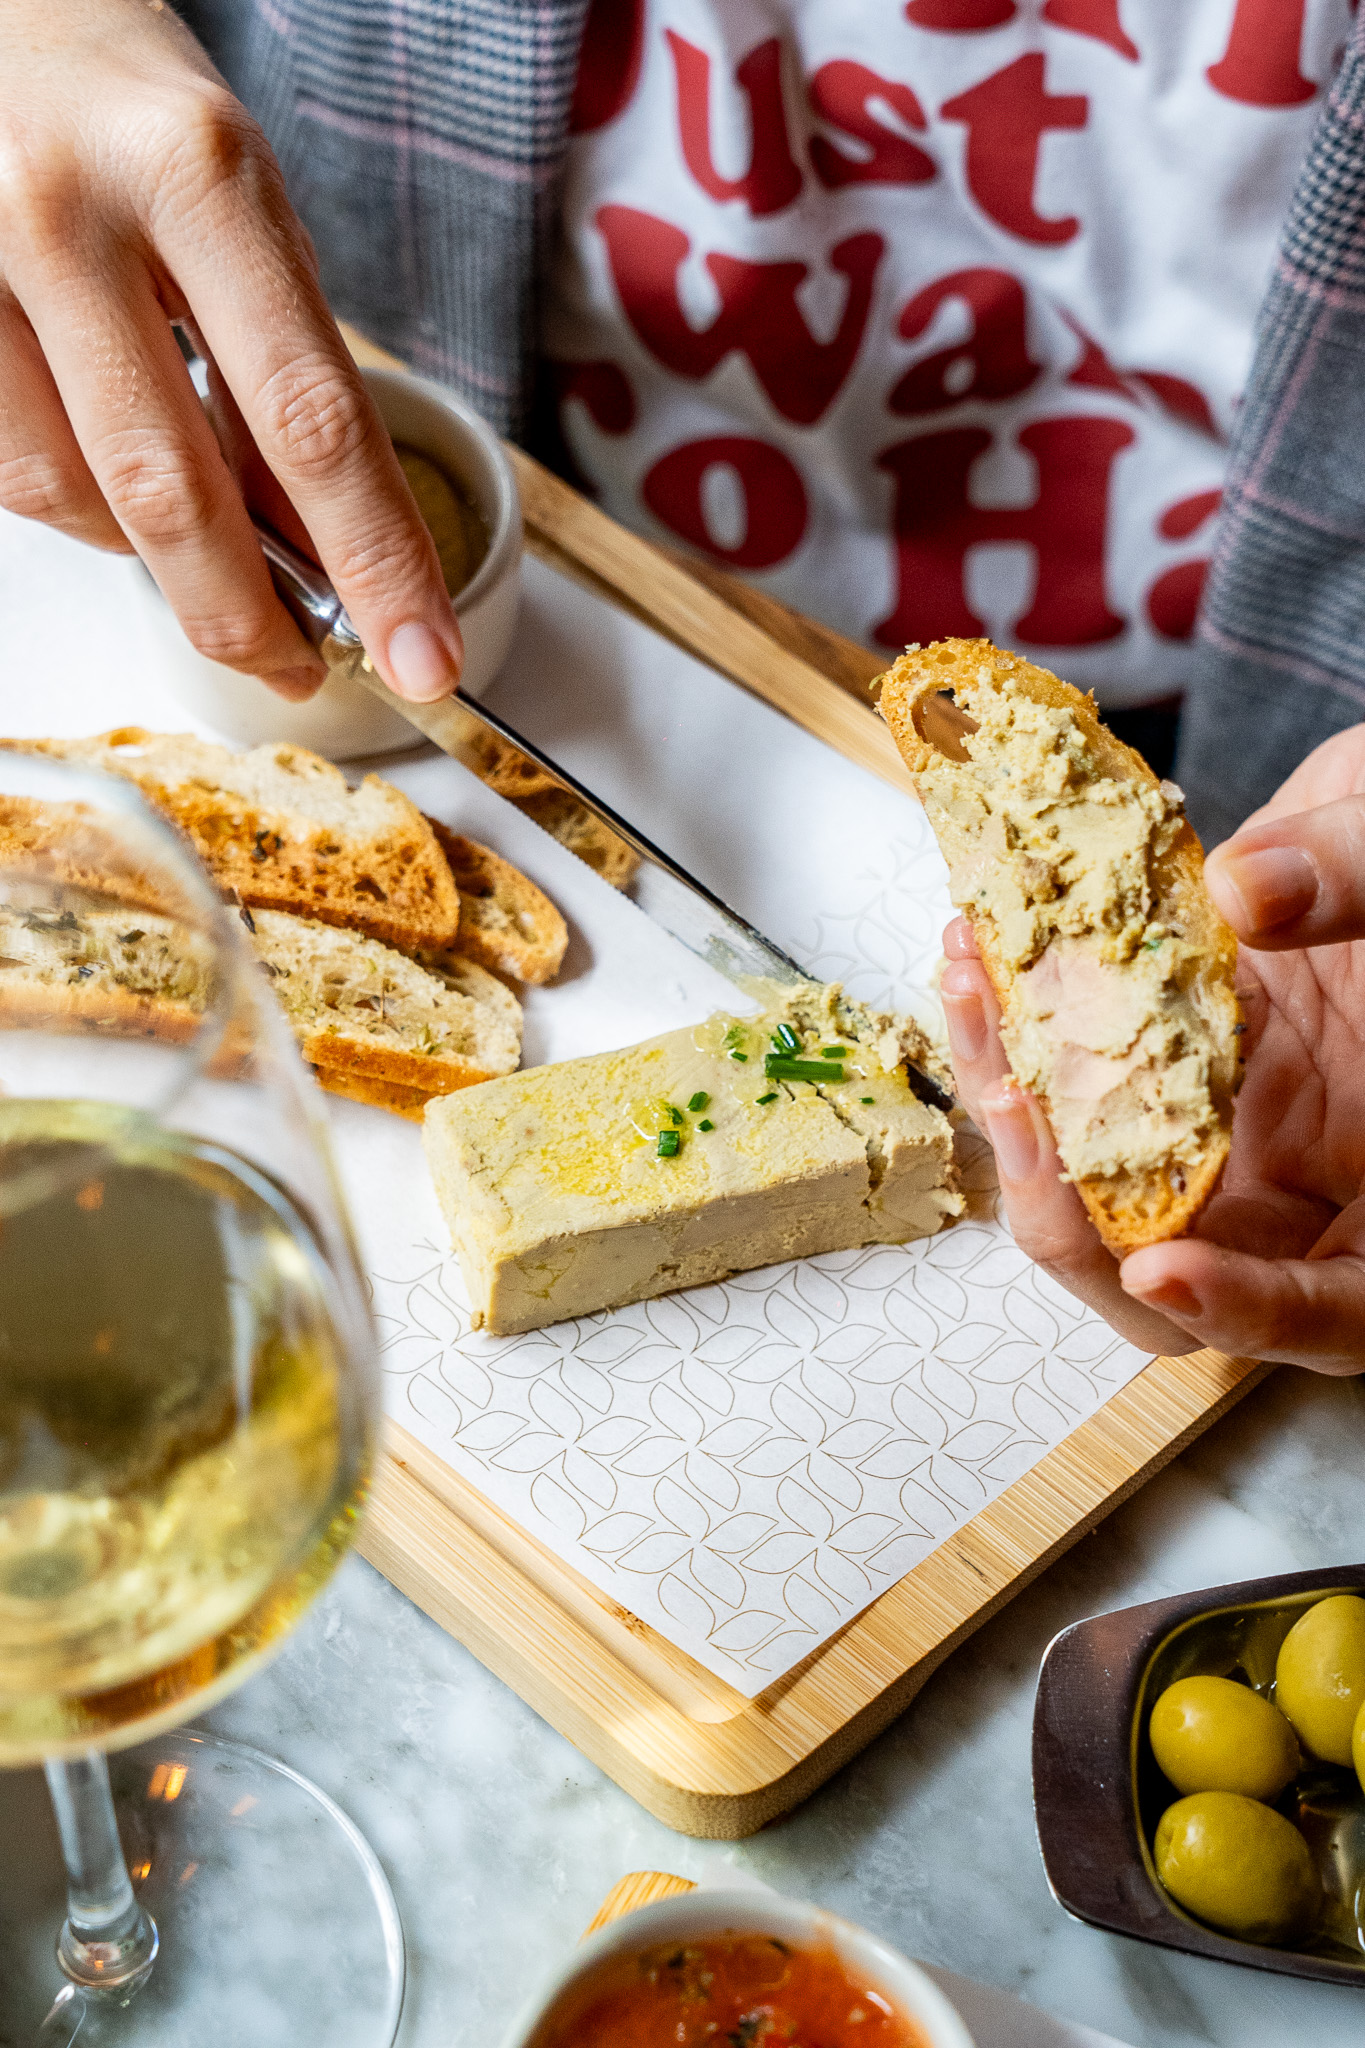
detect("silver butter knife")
[251,518,953,1110]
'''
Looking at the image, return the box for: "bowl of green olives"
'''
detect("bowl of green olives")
[1033,1563,1365,1984]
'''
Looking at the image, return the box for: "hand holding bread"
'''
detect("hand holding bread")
[881,639,1365,1377]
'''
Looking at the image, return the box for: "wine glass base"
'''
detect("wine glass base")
[11,1730,404,2047]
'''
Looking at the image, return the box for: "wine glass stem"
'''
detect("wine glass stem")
[44,1754,158,1994]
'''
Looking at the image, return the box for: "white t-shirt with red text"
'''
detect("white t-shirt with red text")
[544,0,1349,705]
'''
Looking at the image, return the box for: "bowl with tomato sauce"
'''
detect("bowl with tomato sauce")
[500,1889,974,2048]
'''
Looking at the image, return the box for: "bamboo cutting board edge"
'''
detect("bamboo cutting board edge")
[340,321,1272,1837]
[358,1347,1269,1838]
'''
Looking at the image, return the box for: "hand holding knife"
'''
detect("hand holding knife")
[250,516,953,1112]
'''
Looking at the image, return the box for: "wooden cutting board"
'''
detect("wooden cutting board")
[342,325,1268,1840]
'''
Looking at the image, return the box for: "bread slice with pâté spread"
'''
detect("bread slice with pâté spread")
[7,729,462,953]
[877,638,1241,1253]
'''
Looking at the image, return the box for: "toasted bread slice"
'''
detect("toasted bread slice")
[0,901,214,1043]
[423,819,567,985]
[309,1067,433,1122]
[518,787,640,890]
[9,730,461,952]
[421,947,526,1037]
[247,909,519,1096]
[878,638,1240,1252]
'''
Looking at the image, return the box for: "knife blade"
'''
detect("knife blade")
[251,516,953,1108]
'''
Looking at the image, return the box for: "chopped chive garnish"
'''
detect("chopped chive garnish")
[764,1054,845,1084]
[756,1091,778,1105]
[771,1022,800,1054]
[698,1118,714,1132]
[656,1129,680,1158]
[820,1044,848,1058]
[861,1096,875,1104]
[687,1091,709,1112]
[664,1104,684,1126]
[730,1051,748,1062]
[722,1022,747,1050]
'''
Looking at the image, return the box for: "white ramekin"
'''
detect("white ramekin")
[496,1888,975,2048]
[135,364,522,757]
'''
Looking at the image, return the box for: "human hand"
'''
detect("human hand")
[0,0,461,702]
[939,723,1365,1374]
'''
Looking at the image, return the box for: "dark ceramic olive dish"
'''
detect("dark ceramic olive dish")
[1032,1562,1365,1986]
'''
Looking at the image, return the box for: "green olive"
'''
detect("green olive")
[1149,1676,1299,1801]
[1353,1696,1365,1798]
[1154,1792,1320,1944]
[1274,1594,1365,1765]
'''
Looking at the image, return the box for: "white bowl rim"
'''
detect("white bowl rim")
[357,364,521,613]
[496,1886,975,2048]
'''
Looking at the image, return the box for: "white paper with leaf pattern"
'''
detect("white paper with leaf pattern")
[321,751,1154,1699]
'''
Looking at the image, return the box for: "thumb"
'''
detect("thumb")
[1205,795,1365,950]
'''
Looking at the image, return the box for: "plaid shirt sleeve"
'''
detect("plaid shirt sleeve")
[1179,10,1365,844]
[179,0,589,442]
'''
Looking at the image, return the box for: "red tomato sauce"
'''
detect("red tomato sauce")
[530,1934,928,2048]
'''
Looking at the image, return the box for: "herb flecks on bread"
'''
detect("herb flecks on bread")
[0,902,215,1043]
[246,910,520,1096]
[11,730,461,953]
[878,638,1240,1252]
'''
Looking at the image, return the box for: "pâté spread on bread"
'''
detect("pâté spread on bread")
[878,638,1241,1253]
[424,985,961,1335]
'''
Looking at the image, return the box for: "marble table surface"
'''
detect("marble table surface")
[3,512,1365,2048]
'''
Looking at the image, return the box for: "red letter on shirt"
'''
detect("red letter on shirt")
[570,0,646,133]
[889,268,1041,412]
[595,206,884,425]
[907,0,1016,27]
[1041,0,1138,62]
[808,62,936,188]
[1207,0,1314,106]
[667,33,803,216]
[875,415,1135,646]
[1147,490,1222,638]
[643,435,808,567]
[940,56,1088,245]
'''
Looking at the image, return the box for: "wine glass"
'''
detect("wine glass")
[0,755,402,2045]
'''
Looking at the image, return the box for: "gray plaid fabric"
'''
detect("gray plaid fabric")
[179,0,589,439]
[1178,11,1365,843]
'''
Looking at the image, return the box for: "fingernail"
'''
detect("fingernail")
[943,987,987,1064]
[981,1088,1038,1183]
[942,915,978,961]
[1121,1271,1204,1318]
[1211,843,1317,936]
[388,620,461,702]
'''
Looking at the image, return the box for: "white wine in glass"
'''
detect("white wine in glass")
[0,757,400,2045]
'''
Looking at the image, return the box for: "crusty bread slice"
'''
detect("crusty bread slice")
[248,908,519,1095]
[309,1067,433,1122]
[9,730,461,953]
[421,947,525,1037]
[878,638,1240,1252]
[0,901,214,1043]
[308,953,516,1117]
[422,819,567,985]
